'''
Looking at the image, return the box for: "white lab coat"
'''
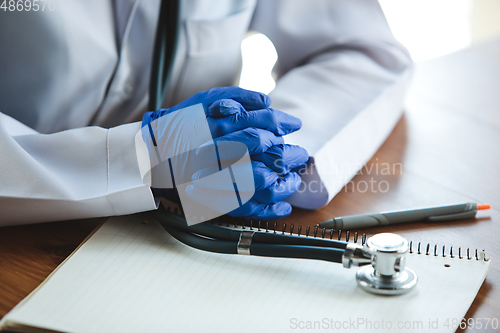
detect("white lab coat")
[0,0,412,226]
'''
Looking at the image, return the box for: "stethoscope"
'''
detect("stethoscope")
[153,207,418,295]
[148,0,180,112]
[148,0,417,295]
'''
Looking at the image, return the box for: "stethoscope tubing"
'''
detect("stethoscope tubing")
[149,0,180,111]
[154,209,347,264]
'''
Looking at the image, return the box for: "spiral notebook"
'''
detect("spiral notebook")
[0,213,492,333]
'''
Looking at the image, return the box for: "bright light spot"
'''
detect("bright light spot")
[239,33,278,94]
[379,0,473,62]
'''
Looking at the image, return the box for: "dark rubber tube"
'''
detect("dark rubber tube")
[250,243,344,263]
[155,210,348,249]
[253,232,347,249]
[163,224,237,254]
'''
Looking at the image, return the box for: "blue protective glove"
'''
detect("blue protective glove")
[141,86,308,221]
[144,86,301,139]
[194,131,309,219]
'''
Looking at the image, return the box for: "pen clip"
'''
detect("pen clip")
[427,210,477,222]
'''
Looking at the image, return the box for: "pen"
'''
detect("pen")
[317,202,491,229]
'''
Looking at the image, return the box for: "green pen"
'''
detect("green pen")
[317,203,491,229]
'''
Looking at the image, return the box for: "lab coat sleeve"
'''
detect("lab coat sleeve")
[0,113,157,226]
[250,0,413,209]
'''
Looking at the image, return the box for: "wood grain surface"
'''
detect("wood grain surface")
[1,38,499,332]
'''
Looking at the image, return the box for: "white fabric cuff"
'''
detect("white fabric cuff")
[107,122,158,215]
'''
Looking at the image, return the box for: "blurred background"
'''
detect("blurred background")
[239,0,500,94]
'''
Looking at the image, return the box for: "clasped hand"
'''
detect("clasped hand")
[142,87,308,220]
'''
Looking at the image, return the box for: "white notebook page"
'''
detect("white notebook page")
[1,215,491,333]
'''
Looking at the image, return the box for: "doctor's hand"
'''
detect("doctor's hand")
[141,86,308,220]
[192,131,309,220]
[143,86,302,139]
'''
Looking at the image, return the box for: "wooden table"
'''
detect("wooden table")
[1,38,499,332]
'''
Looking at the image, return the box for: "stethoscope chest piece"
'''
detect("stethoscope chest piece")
[354,233,417,295]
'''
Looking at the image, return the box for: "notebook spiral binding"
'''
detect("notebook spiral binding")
[165,206,490,262]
